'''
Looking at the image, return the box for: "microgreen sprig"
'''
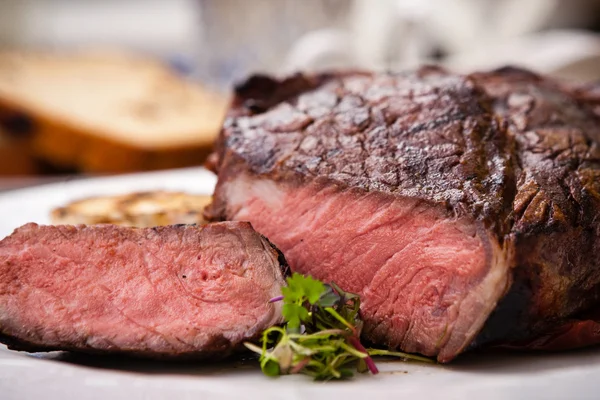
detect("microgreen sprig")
[245,273,431,380]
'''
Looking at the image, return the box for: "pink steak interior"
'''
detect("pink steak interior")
[0,222,284,357]
[224,176,510,362]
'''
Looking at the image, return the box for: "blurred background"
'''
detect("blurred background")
[1,0,600,187]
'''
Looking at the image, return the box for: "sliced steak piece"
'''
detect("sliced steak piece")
[206,67,600,362]
[0,222,288,359]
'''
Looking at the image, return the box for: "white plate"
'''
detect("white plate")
[1,167,599,400]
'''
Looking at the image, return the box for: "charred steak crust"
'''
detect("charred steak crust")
[210,67,515,234]
[207,66,600,359]
[0,222,288,358]
[469,67,600,344]
[259,233,292,279]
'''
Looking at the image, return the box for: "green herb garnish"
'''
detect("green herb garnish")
[245,273,431,380]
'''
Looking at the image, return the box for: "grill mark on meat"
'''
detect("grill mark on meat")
[402,111,468,137]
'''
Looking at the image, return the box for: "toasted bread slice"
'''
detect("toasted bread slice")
[0,134,37,175]
[0,106,37,174]
[0,50,229,172]
[51,191,213,227]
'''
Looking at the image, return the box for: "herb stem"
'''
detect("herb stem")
[290,357,311,374]
[339,341,368,359]
[324,307,356,333]
[367,348,434,363]
[347,336,378,374]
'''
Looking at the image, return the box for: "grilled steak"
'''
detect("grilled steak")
[0,222,288,358]
[206,67,600,362]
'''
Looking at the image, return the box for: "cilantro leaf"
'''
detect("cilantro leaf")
[282,303,308,330]
[282,273,325,305]
[301,276,325,304]
[280,285,301,304]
